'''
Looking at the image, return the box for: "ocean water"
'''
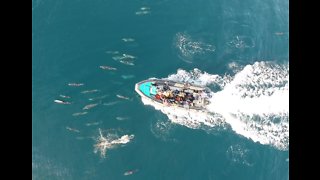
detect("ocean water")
[32,0,289,179]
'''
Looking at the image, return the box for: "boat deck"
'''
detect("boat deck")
[135,79,211,110]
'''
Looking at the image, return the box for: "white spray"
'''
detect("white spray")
[139,61,289,150]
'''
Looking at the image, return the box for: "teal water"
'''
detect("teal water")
[32,0,289,179]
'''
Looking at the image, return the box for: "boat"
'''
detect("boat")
[135,79,212,110]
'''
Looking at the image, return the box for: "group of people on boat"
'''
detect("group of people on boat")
[153,84,199,107]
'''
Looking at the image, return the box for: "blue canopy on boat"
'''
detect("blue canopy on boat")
[139,82,157,97]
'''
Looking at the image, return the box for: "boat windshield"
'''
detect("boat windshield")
[150,86,157,95]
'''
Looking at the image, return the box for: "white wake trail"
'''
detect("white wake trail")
[139,61,289,150]
[208,62,288,150]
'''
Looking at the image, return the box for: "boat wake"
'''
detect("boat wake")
[139,61,289,150]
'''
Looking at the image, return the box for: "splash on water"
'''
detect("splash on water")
[173,32,216,63]
[94,129,134,158]
[226,144,254,166]
[150,113,178,142]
